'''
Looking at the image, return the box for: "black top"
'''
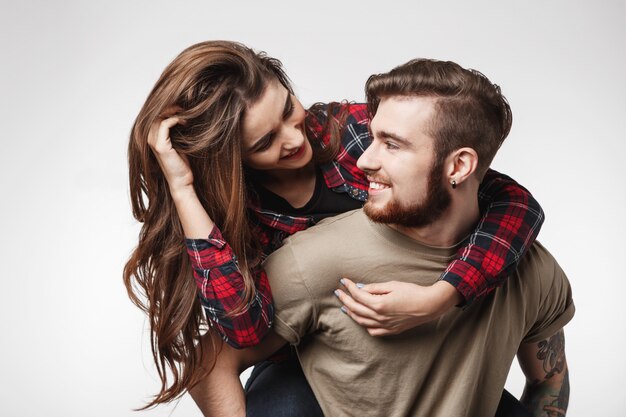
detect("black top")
[253,167,363,224]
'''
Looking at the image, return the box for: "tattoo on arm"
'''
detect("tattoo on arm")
[519,330,570,416]
[537,330,566,379]
[541,369,569,417]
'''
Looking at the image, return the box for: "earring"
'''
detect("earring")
[451,179,457,189]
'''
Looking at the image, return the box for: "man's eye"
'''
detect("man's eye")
[385,141,399,150]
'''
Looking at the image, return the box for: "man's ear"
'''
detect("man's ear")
[445,147,479,186]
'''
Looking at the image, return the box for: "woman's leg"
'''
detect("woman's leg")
[245,349,324,417]
[494,389,533,417]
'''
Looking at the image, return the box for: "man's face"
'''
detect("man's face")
[358,96,451,227]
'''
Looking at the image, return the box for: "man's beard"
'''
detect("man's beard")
[363,161,451,228]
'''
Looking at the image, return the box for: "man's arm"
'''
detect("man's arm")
[189,330,288,417]
[517,329,569,416]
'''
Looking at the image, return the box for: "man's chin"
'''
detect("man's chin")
[363,202,395,224]
[363,197,448,228]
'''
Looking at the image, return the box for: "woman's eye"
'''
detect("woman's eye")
[255,137,273,152]
[284,98,295,118]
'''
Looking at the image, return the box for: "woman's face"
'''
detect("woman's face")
[241,80,313,173]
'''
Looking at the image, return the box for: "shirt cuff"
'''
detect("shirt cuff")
[439,261,491,307]
[185,225,226,250]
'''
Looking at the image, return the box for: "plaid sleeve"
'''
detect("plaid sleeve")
[440,169,545,305]
[185,226,274,349]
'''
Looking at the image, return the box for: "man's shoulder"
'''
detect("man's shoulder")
[263,210,367,274]
[262,210,369,305]
[512,241,573,319]
[512,241,575,343]
[516,241,567,286]
[283,209,366,250]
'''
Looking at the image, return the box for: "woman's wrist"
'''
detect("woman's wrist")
[431,281,464,313]
[170,183,198,203]
[169,184,216,239]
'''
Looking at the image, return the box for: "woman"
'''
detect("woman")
[124,41,542,414]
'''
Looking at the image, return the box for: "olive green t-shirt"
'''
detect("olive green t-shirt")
[263,209,574,417]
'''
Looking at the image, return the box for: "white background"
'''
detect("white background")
[1,0,624,416]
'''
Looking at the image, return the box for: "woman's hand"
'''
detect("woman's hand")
[148,116,194,196]
[147,115,214,239]
[334,278,463,336]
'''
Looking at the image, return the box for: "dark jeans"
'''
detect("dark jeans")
[246,355,532,417]
[245,354,324,417]
[495,389,533,417]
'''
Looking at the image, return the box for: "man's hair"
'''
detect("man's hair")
[365,59,512,176]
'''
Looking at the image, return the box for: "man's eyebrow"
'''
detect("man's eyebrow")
[248,92,291,153]
[377,130,413,147]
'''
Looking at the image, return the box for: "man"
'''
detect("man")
[191,59,574,417]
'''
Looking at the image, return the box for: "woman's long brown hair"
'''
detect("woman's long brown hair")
[124,41,345,408]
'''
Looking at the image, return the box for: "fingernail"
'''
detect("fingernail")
[340,278,345,286]
[334,290,340,297]
[340,306,347,314]
[356,283,365,289]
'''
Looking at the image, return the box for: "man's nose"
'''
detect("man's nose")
[357,142,380,172]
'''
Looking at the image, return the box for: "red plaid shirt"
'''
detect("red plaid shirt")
[186,103,544,348]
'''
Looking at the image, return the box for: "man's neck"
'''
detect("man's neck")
[390,194,481,248]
